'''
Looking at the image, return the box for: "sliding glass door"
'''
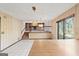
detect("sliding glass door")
[57,16,74,39]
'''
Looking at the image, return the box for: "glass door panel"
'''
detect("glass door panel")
[64,17,74,39]
[58,21,64,39]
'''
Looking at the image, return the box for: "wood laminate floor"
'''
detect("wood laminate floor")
[29,39,79,56]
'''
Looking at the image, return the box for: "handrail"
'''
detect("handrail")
[21,27,25,34]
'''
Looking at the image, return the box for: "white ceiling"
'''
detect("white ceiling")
[0,3,76,21]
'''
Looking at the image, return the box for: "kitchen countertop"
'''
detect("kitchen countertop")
[25,31,51,33]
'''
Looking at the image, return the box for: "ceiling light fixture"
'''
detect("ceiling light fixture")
[32,6,36,12]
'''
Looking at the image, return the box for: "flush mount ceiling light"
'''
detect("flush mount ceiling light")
[32,6,36,12]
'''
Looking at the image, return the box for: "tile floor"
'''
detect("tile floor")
[2,40,34,56]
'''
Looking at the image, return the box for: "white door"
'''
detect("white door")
[1,16,8,50]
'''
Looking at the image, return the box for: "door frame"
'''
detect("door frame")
[0,17,1,51]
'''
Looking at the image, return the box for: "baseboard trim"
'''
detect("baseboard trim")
[0,39,22,52]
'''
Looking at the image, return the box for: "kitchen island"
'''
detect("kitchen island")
[29,31,52,39]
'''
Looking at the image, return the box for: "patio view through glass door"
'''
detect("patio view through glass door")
[57,16,74,39]
[57,20,64,39]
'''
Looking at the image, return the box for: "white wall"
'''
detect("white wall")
[1,11,23,50]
